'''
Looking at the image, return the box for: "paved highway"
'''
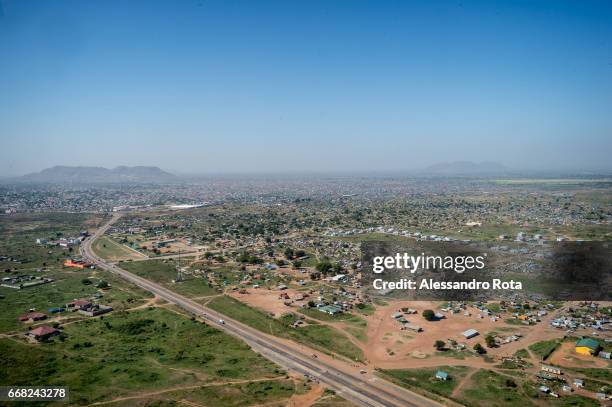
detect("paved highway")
[81,214,444,407]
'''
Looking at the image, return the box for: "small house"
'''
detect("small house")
[403,323,422,332]
[575,338,600,355]
[435,371,449,381]
[18,312,47,322]
[540,364,562,375]
[66,299,93,310]
[27,326,59,341]
[462,329,479,339]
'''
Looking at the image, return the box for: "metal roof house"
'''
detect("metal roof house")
[575,338,600,355]
[462,329,479,339]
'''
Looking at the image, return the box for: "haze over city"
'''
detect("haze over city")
[1,0,611,176]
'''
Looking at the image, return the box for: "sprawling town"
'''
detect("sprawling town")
[1,174,610,406]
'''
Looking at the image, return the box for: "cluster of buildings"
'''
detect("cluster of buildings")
[550,302,610,333]
[538,358,610,401]
[66,298,113,317]
[18,298,113,342]
[36,232,88,248]
[392,309,423,332]
[1,275,54,289]
[323,226,460,243]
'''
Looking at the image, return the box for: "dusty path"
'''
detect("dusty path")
[450,369,477,398]
[125,294,161,311]
[87,377,288,406]
[286,383,325,407]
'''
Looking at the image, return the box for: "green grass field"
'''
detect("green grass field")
[528,339,561,360]
[297,308,369,343]
[91,236,144,260]
[208,295,364,362]
[0,212,104,272]
[459,369,534,406]
[0,307,285,405]
[378,366,471,399]
[120,259,218,298]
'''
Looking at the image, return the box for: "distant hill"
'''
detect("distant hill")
[20,166,176,183]
[423,161,509,175]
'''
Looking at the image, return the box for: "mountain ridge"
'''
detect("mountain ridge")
[20,165,176,183]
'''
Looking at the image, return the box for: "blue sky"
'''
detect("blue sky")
[0,0,611,175]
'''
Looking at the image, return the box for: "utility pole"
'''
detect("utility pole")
[176,248,183,282]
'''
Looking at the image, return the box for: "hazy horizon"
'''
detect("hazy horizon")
[5,161,612,179]
[1,0,611,176]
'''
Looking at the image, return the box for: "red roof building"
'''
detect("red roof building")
[18,312,47,322]
[28,326,59,340]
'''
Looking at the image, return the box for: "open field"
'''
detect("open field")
[120,259,218,298]
[0,212,105,272]
[91,235,147,261]
[378,365,472,399]
[0,307,289,405]
[207,295,365,362]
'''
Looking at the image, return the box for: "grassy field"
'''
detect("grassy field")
[208,295,364,362]
[0,269,151,333]
[354,303,375,316]
[0,212,104,272]
[378,366,471,399]
[120,259,218,298]
[458,369,534,406]
[297,308,369,343]
[91,236,145,261]
[0,307,285,405]
[567,367,612,382]
[107,379,298,407]
[312,393,356,406]
[528,339,561,361]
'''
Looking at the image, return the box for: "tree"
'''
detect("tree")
[316,260,333,274]
[292,260,302,269]
[81,278,92,285]
[307,300,316,308]
[284,247,294,259]
[473,343,486,354]
[422,309,435,321]
[434,340,445,351]
[485,334,496,348]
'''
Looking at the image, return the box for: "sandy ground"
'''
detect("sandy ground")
[224,291,583,371]
[362,300,529,368]
[286,383,325,407]
[230,288,307,317]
